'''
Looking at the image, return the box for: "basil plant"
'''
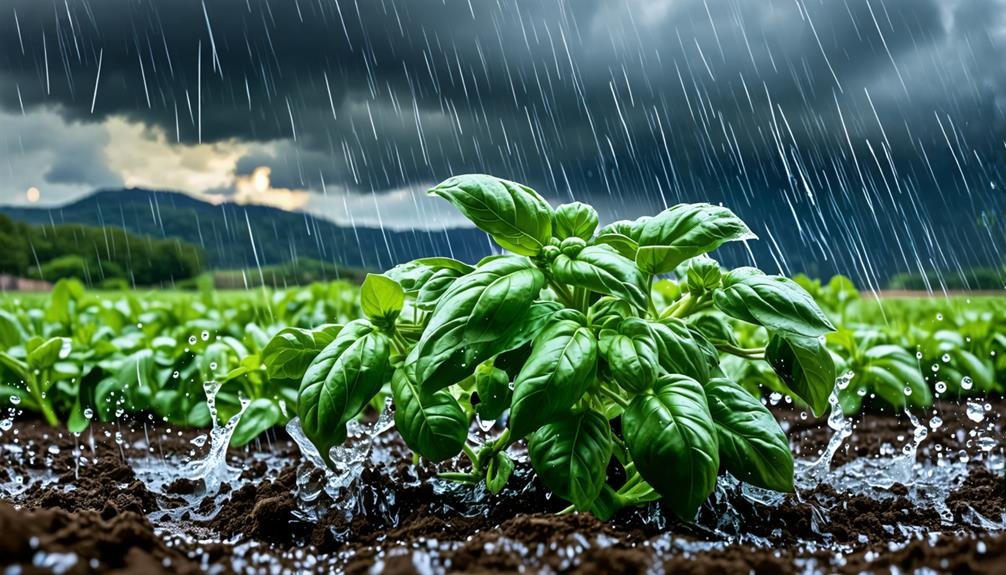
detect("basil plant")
[276,174,837,521]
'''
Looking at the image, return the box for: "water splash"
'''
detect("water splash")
[286,399,394,512]
[800,372,856,484]
[179,380,250,492]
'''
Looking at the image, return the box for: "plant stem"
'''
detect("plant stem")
[548,280,576,308]
[714,342,766,360]
[646,275,659,319]
[28,373,59,427]
[462,443,481,473]
[438,471,481,484]
[597,386,629,409]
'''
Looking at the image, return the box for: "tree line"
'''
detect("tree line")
[0,214,202,287]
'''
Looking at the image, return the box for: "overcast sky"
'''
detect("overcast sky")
[0,0,1003,281]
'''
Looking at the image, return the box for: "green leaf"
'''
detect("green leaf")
[766,333,836,417]
[714,268,836,337]
[230,399,283,447]
[551,245,649,312]
[593,221,640,260]
[27,337,66,370]
[475,364,512,421]
[600,320,659,393]
[685,255,722,294]
[509,319,598,439]
[262,324,342,381]
[623,374,719,520]
[391,365,468,462]
[554,202,599,240]
[360,274,405,323]
[429,174,554,256]
[417,268,466,311]
[0,310,26,348]
[587,296,636,331]
[705,378,793,492]
[631,203,754,274]
[862,345,931,408]
[298,320,392,463]
[647,318,712,383]
[415,256,544,389]
[528,410,612,510]
[486,452,515,495]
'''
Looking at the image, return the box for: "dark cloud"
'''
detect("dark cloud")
[1,0,1004,283]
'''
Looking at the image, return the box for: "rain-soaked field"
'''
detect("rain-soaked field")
[0,283,1002,574]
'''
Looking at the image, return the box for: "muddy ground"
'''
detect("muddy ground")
[0,398,1003,574]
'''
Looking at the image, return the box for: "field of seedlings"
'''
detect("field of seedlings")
[1,175,1002,574]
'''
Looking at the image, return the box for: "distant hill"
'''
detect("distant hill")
[1,189,494,271]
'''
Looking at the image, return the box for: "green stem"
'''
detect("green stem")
[574,287,590,315]
[548,280,576,308]
[597,386,630,409]
[490,428,512,452]
[714,342,766,360]
[646,275,659,319]
[438,472,481,484]
[28,373,59,427]
[462,443,481,473]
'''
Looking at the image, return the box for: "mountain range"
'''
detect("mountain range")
[1,189,493,272]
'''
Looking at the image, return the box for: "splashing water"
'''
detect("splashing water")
[178,380,250,492]
[800,372,856,484]
[285,398,395,515]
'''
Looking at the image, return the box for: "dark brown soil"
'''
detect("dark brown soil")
[0,399,1003,574]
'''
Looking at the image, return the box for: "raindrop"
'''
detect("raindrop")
[961,377,973,390]
[188,335,198,345]
[903,386,912,396]
[83,408,94,420]
[0,418,12,431]
[966,402,984,423]
[47,445,60,455]
[976,436,998,452]
[928,415,942,430]
[201,330,210,341]
[934,381,947,394]
[9,396,21,405]
[940,353,950,363]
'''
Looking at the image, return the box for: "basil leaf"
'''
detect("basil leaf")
[705,377,793,492]
[416,268,466,311]
[360,274,405,323]
[684,255,722,294]
[593,220,640,260]
[551,245,649,312]
[391,365,468,462]
[631,203,754,274]
[862,345,931,408]
[27,337,66,370]
[646,318,712,383]
[766,332,836,417]
[554,202,599,241]
[509,319,597,439]
[429,174,553,256]
[623,374,719,520]
[475,364,512,421]
[600,320,659,393]
[298,320,392,463]
[262,324,342,381]
[415,256,544,388]
[230,398,283,447]
[486,452,515,495]
[528,410,612,510]
[714,267,836,337]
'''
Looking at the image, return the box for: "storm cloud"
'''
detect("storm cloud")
[1,0,1004,286]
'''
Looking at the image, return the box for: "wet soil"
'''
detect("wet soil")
[0,399,1003,574]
